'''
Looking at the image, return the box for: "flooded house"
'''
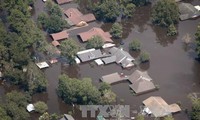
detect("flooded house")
[78,27,113,43]
[179,2,200,20]
[64,8,96,26]
[142,96,181,118]
[56,0,73,5]
[50,31,69,47]
[101,70,156,95]
[107,47,134,68]
[76,49,106,62]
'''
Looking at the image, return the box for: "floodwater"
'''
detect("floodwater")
[1,0,200,120]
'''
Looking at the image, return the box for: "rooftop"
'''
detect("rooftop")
[77,49,105,62]
[143,96,181,117]
[52,41,60,47]
[179,2,200,20]
[100,70,156,94]
[50,31,69,41]
[78,27,113,43]
[64,8,96,26]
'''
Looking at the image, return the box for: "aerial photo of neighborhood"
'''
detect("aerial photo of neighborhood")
[0,0,200,120]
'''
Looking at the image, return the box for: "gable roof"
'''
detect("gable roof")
[78,27,113,43]
[143,96,181,117]
[64,8,96,25]
[50,31,69,41]
[179,3,200,20]
[52,41,60,47]
[77,49,104,62]
[129,70,155,94]
[56,0,73,5]
[109,47,134,68]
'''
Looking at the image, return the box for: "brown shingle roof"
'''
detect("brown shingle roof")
[64,8,96,25]
[78,27,113,43]
[56,0,73,5]
[50,31,69,41]
[52,41,60,47]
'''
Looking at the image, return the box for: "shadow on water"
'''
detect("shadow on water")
[151,24,178,47]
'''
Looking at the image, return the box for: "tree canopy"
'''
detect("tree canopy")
[151,0,179,27]
[110,22,123,39]
[34,101,48,114]
[86,36,104,49]
[195,24,200,58]
[60,39,80,63]
[38,0,69,33]
[129,39,141,51]
[57,74,101,104]
[4,91,30,120]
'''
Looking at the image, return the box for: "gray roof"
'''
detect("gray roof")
[77,49,104,62]
[60,114,74,120]
[101,72,128,84]
[129,70,152,83]
[121,58,134,68]
[179,3,200,20]
[129,70,155,94]
[109,47,134,67]
[143,96,181,117]
[102,56,116,64]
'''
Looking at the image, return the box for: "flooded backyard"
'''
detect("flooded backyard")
[1,0,200,119]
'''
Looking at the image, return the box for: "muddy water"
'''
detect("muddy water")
[2,0,199,120]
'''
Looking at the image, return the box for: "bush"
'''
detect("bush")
[167,24,177,36]
[34,101,48,114]
[129,39,141,51]
[110,22,123,39]
[139,51,150,63]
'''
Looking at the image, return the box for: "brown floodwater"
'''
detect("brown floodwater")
[1,0,200,120]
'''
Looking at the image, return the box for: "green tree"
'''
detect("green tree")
[38,12,49,27]
[0,106,11,120]
[57,74,101,104]
[195,24,200,58]
[92,0,120,22]
[110,22,123,39]
[129,39,141,51]
[164,115,174,120]
[46,2,62,17]
[101,89,116,104]
[120,0,136,18]
[167,24,177,36]
[151,0,179,27]
[132,0,149,6]
[135,114,144,120]
[8,8,28,33]
[45,15,68,33]
[60,39,80,63]
[4,91,30,120]
[139,51,150,63]
[190,97,200,120]
[34,101,48,114]
[99,82,111,93]
[39,112,50,120]
[86,36,104,49]
[26,62,47,93]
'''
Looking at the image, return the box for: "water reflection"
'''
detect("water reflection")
[151,25,178,46]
